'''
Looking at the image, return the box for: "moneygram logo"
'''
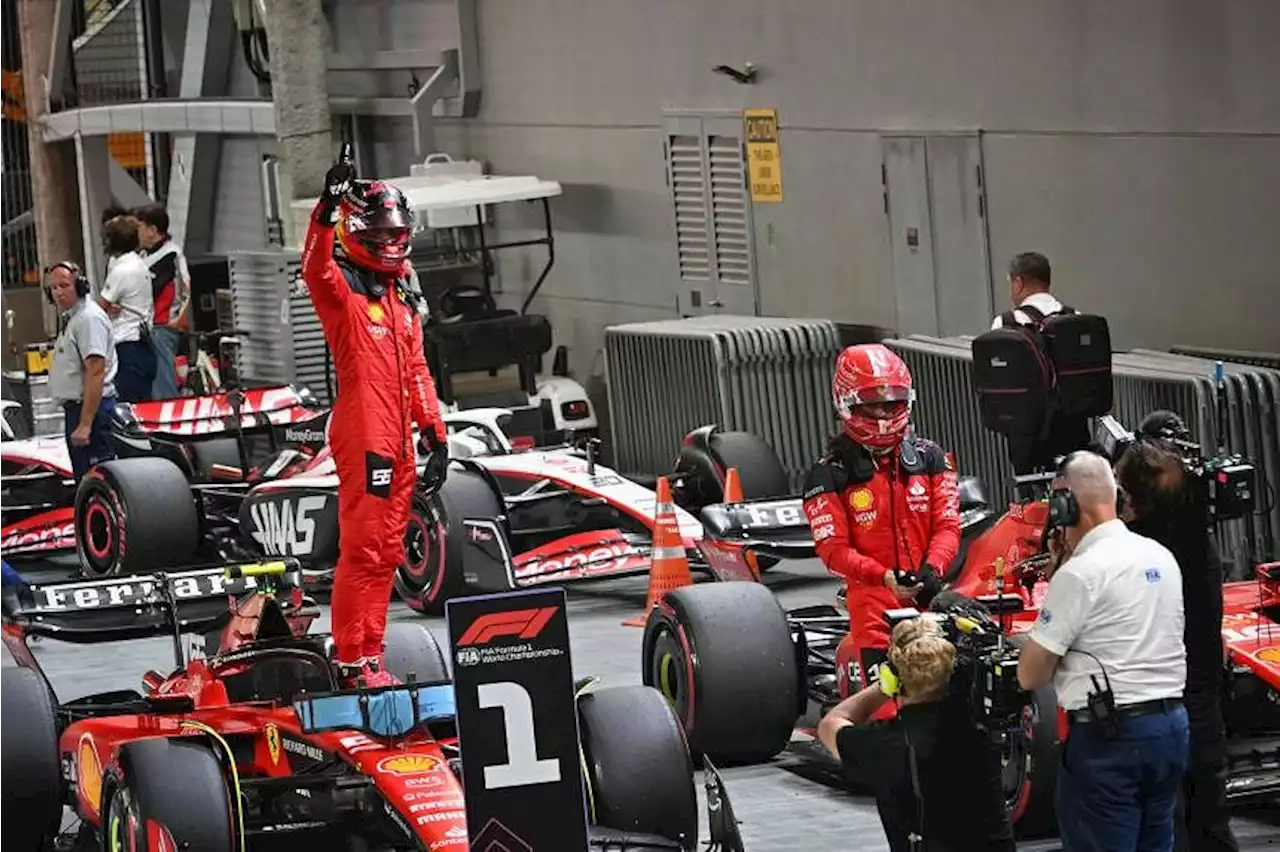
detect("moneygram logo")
[457,607,557,646]
[285,427,326,443]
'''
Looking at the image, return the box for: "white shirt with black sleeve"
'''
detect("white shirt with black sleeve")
[990,291,1064,329]
[1028,519,1186,711]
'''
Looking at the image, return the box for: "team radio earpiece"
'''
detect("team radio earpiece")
[43,261,91,303]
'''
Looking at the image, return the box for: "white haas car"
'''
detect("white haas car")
[254,409,788,614]
[244,408,798,613]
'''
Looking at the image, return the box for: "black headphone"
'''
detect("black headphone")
[1047,451,1128,529]
[43,261,91,303]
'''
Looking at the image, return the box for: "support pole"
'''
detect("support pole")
[19,0,83,279]
[257,0,334,204]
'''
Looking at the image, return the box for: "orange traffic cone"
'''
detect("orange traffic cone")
[623,476,694,627]
[723,467,744,504]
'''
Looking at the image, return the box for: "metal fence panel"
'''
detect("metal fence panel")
[887,335,1280,571]
[604,316,842,488]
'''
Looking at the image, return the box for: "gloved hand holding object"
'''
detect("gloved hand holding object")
[418,429,449,496]
[301,146,447,687]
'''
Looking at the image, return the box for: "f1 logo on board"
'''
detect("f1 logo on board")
[456,608,558,646]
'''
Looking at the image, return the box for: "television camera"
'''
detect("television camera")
[885,594,1030,734]
[1095,413,1257,524]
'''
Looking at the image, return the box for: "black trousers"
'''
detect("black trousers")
[115,339,157,403]
[1175,690,1238,852]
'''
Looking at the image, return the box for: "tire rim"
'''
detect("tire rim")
[106,789,129,852]
[651,628,690,719]
[83,500,113,562]
[1002,705,1035,818]
[397,501,446,606]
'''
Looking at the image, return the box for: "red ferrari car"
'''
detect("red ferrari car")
[0,560,739,851]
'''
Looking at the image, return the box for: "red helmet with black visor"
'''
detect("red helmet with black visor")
[335,180,418,274]
[831,343,915,451]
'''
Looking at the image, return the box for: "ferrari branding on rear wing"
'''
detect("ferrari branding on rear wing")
[696,497,818,571]
[720,498,810,530]
[25,567,258,614]
[2,562,300,651]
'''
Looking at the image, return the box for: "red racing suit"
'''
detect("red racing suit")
[301,213,447,665]
[801,433,960,672]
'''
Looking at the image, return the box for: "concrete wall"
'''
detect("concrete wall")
[323,0,1280,384]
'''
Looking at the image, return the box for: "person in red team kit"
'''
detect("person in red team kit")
[302,151,450,687]
[802,344,960,697]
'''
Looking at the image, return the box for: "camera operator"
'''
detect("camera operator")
[819,613,1015,852]
[1018,451,1189,851]
[1116,412,1238,852]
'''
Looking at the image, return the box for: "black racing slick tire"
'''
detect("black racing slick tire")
[75,457,199,578]
[395,467,501,615]
[578,685,699,851]
[104,738,236,852]
[382,622,450,684]
[1004,636,1061,836]
[674,429,790,509]
[1,668,61,851]
[642,582,799,764]
[708,431,791,501]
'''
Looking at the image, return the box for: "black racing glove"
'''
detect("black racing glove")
[315,147,357,225]
[915,562,945,609]
[418,430,449,497]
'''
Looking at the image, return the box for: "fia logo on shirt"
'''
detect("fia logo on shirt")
[1144,568,1162,583]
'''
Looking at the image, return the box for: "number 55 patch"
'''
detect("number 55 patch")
[365,451,394,498]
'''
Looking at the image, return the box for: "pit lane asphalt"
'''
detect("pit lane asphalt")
[5,558,1278,850]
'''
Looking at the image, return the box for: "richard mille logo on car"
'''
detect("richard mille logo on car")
[282,738,325,762]
[249,495,327,556]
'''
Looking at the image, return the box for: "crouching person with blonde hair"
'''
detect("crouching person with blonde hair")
[819,613,1015,852]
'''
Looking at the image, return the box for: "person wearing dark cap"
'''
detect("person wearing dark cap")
[1116,411,1239,852]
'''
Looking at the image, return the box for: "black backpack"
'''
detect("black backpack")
[971,305,1113,438]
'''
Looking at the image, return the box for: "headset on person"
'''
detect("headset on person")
[1044,451,1123,737]
[43,261,91,303]
[1046,450,1127,529]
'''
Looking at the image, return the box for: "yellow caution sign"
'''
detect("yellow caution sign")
[25,343,54,376]
[744,108,784,204]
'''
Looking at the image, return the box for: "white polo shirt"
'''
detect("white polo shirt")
[99,252,154,343]
[990,291,1064,329]
[1029,519,1186,711]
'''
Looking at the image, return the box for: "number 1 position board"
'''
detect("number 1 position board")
[446,587,590,851]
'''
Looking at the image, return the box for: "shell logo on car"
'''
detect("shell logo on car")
[377,753,443,776]
[1257,647,1280,664]
[849,488,874,511]
[77,735,103,811]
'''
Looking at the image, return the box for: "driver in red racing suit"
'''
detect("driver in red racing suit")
[302,154,449,687]
[801,344,960,698]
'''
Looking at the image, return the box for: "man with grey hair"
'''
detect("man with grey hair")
[45,262,118,479]
[1018,451,1189,851]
